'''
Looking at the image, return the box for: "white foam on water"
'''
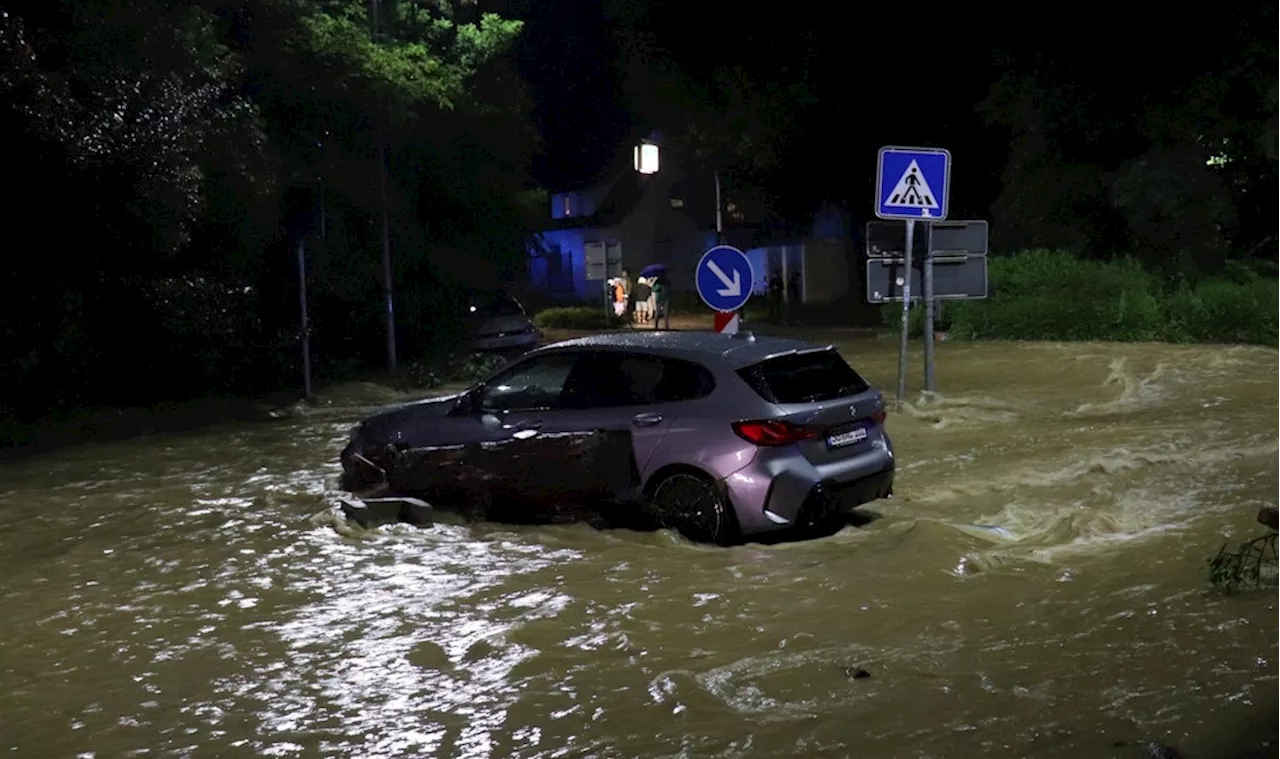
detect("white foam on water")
[898,393,1024,429]
[1067,357,1175,417]
[945,478,1232,574]
[912,435,1278,506]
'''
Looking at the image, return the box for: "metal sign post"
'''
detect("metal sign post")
[875,146,952,409]
[897,220,915,406]
[923,247,936,393]
[296,237,313,401]
[865,220,990,398]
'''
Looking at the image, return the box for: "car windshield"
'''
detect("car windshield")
[737,348,869,403]
[466,292,525,318]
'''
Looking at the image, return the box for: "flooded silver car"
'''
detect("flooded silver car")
[340,331,895,542]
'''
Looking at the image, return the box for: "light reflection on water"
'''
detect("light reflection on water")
[0,340,1275,758]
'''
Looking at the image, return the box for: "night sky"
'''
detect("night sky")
[510,5,1013,218]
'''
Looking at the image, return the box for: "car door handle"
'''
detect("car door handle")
[632,413,664,428]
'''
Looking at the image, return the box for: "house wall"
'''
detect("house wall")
[529,228,607,298]
[532,149,860,301]
[533,172,716,299]
[618,180,711,292]
[802,238,852,305]
[743,239,852,305]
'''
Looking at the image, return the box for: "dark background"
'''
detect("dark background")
[0,1,1275,431]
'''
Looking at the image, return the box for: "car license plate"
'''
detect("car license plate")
[826,424,868,449]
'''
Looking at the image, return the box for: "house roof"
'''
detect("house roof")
[546,170,647,230]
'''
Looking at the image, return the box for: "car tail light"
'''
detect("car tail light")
[731,420,822,447]
[871,409,887,425]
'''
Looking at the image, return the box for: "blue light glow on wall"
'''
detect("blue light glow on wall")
[744,247,769,294]
[550,191,599,220]
[528,229,590,297]
[812,204,850,239]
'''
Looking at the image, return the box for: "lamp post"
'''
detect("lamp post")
[370,0,397,374]
[635,140,724,242]
[713,169,723,244]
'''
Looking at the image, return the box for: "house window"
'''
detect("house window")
[551,193,578,219]
[670,197,685,208]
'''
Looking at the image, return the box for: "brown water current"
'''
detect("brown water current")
[1,338,1276,758]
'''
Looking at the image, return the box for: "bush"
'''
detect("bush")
[1162,276,1278,345]
[878,249,1275,345]
[945,250,1164,341]
[401,351,510,390]
[532,306,624,330]
[878,301,930,337]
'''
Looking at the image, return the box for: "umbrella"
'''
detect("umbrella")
[639,263,667,278]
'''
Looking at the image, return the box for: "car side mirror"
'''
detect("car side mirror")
[454,386,485,416]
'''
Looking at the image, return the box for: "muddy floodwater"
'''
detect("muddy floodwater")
[1,336,1276,758]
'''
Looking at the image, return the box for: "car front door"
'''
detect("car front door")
[388,351,584,500]
[549,350,716,478]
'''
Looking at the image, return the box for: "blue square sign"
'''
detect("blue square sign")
[875,146,951,221]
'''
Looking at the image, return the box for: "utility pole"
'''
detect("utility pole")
[713,169,723,244]
[370,0,397,374]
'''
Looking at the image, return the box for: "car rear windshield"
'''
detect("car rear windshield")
[737,349,869,404]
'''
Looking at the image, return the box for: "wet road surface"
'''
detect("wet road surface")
[1,337,1276,758]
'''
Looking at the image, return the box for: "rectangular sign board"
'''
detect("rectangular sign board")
[865,254,989,304]
[929,220,989,255]
[585,242,622,280]
[865,220,930,258]
[586,261,622,280]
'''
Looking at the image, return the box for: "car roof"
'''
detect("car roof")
[532,330,833,370]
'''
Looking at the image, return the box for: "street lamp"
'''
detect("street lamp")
[634,138,722,243]
[634,142,659,174]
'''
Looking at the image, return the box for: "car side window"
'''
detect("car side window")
[562,352,716,408]
[478,353,579,412]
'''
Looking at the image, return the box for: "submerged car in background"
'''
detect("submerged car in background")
[340,331,894,543]
[462,290,539,354]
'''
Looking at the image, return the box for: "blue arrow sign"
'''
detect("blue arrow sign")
[875,146,951,221]
[695,245,753,312]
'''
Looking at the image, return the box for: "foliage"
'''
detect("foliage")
[0,0,534,423]
[607,20,820,220]
[980,13,1277,277]
[1208,532,1278,595]
[882,250,1277,345]
[401,351,509,390]
[533,307,625,331]
[291,0,521,113]
[1162,276,1280,345]
[946,250,1165,342]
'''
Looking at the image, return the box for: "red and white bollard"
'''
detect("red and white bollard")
[713,310,739,335]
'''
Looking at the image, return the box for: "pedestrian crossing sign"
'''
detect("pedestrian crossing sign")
[875,146,951,221]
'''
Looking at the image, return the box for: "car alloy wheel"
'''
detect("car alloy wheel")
[650,472,738,545]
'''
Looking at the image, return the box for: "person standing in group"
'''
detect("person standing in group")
[612,278,627,317]
[618,270,631,322]
[651,275,670,330]
[632,276,652,324]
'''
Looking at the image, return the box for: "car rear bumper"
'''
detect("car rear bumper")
[723,437,896,536]
[793,467,894,530]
